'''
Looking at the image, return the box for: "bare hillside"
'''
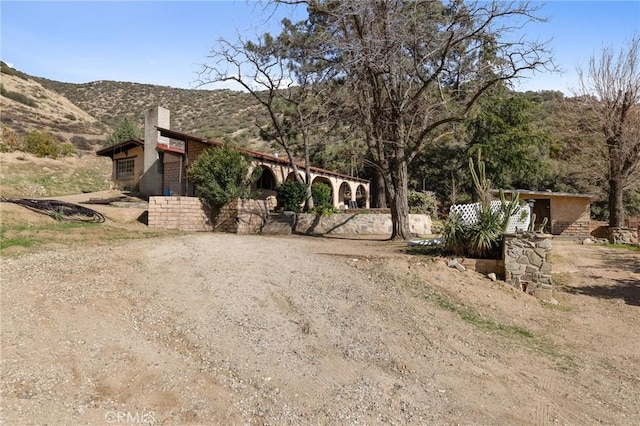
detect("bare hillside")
[1,68,108,151]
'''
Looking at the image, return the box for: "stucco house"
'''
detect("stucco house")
[496,189,600,236]
[97,106,370,209]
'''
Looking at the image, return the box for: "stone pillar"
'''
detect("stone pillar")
[140,106,170,196]
[503,232,553,300]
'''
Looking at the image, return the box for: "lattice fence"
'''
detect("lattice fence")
[450,201,531,234]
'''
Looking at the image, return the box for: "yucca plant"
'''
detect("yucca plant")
[466,206,504,258]
[443,211,467,256]
[444,150,523,258]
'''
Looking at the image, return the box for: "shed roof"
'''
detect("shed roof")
[96,139,144,158]
[492,189,600,201]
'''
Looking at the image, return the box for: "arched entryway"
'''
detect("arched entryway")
[338,182,352,207]
[355,184,368,208]
[312,177,334,206]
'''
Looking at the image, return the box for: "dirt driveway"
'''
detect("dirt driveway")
[1,233,639,425]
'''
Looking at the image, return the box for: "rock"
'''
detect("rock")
[447,258,466,272]
[582,237,595,244]
[487,273,497,281]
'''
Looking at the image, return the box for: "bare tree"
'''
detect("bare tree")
[302,0,555,239]
[197,19,330,211]
[575,36,640,228]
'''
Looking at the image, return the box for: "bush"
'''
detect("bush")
[0,126,23,152]
[408,190,438,216]
[188,145,261,208]
[313,203,338,216]
[277,181,307,212]
[312,183,332,206]
[59,141,76,157]
[23,130,60,158]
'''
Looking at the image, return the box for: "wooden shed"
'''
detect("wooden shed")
[495,190,600,236]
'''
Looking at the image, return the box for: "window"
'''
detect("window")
[116,158,135,180]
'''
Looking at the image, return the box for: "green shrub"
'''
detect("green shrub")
[312,183,332,206]
[59,141,76,157]
[408,190,438,216]
[313,203,338,216]
[64,113,77,121]
[188,145,261,208]
[277,181,307,212]
[24,130,60,158]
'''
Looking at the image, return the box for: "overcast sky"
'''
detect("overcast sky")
[1,1,638,94]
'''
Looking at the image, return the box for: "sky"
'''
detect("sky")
[1,1,638,94]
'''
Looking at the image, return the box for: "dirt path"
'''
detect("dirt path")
[1,234,639,425]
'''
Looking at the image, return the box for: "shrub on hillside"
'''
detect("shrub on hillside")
[0,126,24,152]
[21,130,75,158]
[24,130,61,158]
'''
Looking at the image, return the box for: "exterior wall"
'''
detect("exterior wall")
[295,212,431,236]
[549,196,590,235]
[148,196,268,234]
[111,146,144,190]
[163,152,183,196]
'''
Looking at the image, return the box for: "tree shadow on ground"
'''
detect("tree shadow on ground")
[600,250,640,274]
[563,277,640,307]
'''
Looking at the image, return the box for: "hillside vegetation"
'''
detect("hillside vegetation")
[35,77,271,151]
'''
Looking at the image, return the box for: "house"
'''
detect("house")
[97,107,370,209]
[495,189,600,236]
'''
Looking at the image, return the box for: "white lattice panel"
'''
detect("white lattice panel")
[450,201,530,234]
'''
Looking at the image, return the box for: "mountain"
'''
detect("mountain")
[1,62,269,153]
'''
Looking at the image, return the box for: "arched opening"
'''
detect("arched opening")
[255,165,277,191]
[356,184,368,208]
[338,182,352,208]
[312,177,334,206]
[252,165,278,209]
[285,171,304,183]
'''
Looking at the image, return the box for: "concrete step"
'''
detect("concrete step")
[261,213,296,235]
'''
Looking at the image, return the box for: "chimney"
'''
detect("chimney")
[139,106,170,196]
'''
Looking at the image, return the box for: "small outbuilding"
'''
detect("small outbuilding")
[495,189,600,236]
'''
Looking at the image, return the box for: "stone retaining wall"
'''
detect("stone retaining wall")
[148,197,268,233]
[295,213,431,236]
[608,227,638,245]
[503,232,553,300]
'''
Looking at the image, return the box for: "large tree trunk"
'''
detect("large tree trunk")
[609,177,625,228]
[373,168,387,208]
[387,160,411,240]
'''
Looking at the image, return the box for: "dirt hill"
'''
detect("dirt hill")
[1,65,107,152]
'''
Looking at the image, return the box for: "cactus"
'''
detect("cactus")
[469,150,491,209]
[528,213,537,232]
[538,217,548,233]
